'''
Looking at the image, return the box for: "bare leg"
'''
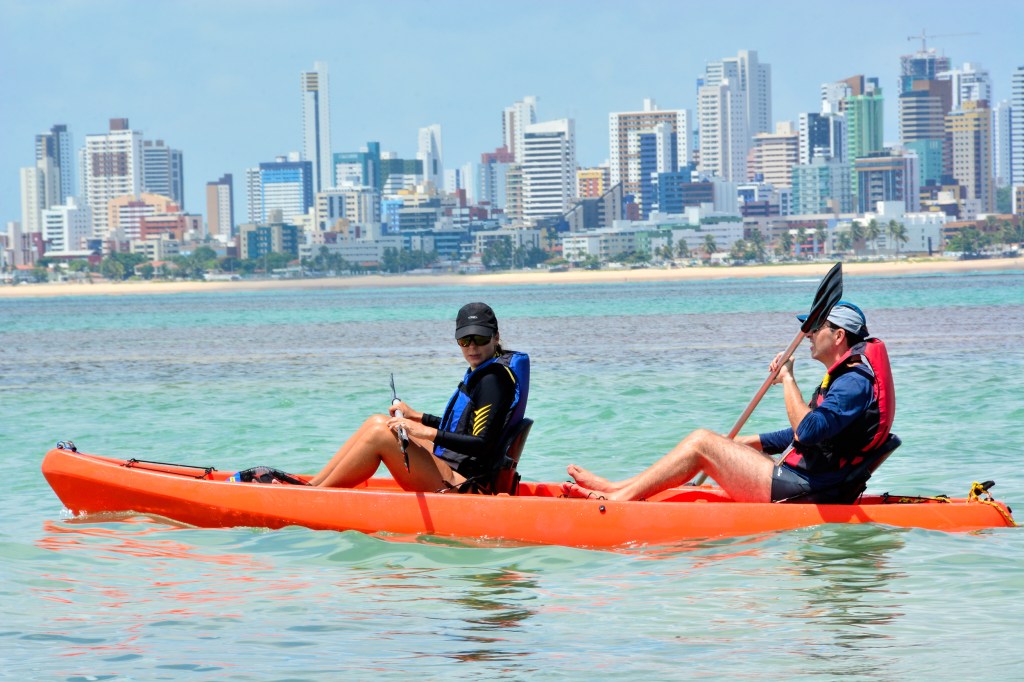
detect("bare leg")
[563,429,774,502]
[309,415,463,492]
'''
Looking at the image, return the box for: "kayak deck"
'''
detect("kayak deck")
[41,448,1016,548]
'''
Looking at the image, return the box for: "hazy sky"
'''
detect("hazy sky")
[2,0,1021,223]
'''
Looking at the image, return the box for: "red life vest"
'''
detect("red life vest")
[783,338,896,472]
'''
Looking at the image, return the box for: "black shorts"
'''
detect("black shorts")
[770,463,853,504]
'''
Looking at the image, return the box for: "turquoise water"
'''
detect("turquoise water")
[2,270,1023,679]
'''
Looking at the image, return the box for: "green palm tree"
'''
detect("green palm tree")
[866,219,882,257]
[703,234,717,261]
[676,237,690,260]
[887,220,908,259]
[815,222,828,257]
[836,232,852,254]
[849,220,866,257]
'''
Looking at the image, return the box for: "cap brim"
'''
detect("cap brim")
[796,314,808,323]
[455,325,495,339]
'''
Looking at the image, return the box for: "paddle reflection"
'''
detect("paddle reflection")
[781,525,907,673]
[439,568,538,663]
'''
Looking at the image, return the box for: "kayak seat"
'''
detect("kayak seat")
[490,418,533,496]
[455,418,533,495]
[791,433,902,504]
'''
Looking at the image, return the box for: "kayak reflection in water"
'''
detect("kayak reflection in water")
[564,302,895,504]
[309,302,529,492]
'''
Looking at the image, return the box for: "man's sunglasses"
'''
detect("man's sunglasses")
[457,335,492,347]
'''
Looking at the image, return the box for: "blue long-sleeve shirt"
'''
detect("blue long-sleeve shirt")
[758,367,874,455]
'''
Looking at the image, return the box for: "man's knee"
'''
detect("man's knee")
[686,428,720,447]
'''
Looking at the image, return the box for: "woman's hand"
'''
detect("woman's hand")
[388,401,422,422]
[387,416,435,443]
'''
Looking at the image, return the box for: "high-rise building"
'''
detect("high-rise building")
[504,165,524,225]
[1012,67,1024,187]
[939,62,993,111]
[703,50,772,143]
[478,146,514,210]
[245,167,262,224]
[503,97,538,163]
[698,79,747,182]
[946,100,994,214]
[522,119,576,223]
[206,174,234,240]
[247,154,314,224]
[35,124,74,204]
[843,79,884,199]
[855,150,920,213]
[750,121,799,188]
[993,101,1012,188]
[107,193,179,241]
[634,122,681,218]
[315,187,380,231]
[41,197,91,254]
[900,49,951,94]
[791,157,852,215]
[608,99,690,210]
[19,156,59,234]
[899,78,952,186]
[798,112,846,164]
[577,166,611,199]
[301,61,333,193]
[417,124,443,189]
[142,140,185,208]
[81,118,144,239]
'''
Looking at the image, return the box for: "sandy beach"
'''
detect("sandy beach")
[1,257,1020,299]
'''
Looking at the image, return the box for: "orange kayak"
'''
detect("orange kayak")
[41,447,1016,548]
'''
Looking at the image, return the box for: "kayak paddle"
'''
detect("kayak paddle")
[390,373,410,471]
[693,262,843,485]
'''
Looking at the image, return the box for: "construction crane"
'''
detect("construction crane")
[907,29,979,52]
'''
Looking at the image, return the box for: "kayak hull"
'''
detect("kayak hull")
[41,448,1015,548]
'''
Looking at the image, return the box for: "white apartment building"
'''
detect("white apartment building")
[503,96,538,163]
[993,101,1012,188]
[41,197,91,254]
[315,187,381,231]
[522,119,577,223]
[704,49,772,143]
[609,99,691,193]
[417,124,443,190]
[301,61,332,193]
[698,80,748,182]
[1011,66,1024,186]
[19,157,59,233]
[938,62,993,112]
[81,119,143,239]
[750,122,799,187]
[245,167,262,223]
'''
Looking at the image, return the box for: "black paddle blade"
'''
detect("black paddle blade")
[800,262,843,333]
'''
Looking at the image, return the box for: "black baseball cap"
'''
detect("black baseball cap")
[455,302,498,338]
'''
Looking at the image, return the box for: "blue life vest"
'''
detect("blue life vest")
[434,350,530,474]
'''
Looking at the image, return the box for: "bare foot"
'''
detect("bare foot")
[566,464,616,492]
[560,482,607,500]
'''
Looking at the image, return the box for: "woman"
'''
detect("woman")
[308,302,529,492]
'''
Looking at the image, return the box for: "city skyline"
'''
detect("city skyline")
[2,0,1022,225]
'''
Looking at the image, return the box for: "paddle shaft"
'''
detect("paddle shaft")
[692,328,805,485]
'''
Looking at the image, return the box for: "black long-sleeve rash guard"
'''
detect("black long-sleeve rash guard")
[421,368,516,465]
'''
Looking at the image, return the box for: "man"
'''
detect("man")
[564,301,894,503]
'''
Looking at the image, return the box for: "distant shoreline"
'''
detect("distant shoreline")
[1,257,1020,299]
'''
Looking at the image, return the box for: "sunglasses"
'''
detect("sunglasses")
[457,335,493,347]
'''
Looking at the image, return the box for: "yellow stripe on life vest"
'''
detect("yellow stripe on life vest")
[472,404,492,436]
